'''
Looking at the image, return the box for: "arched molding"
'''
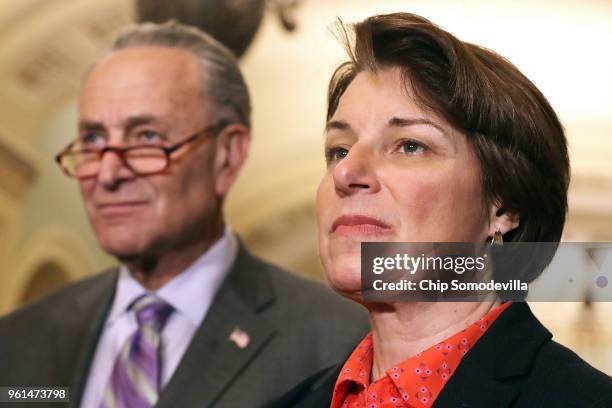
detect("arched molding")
[0,0,134,142]
[0,131,40,199]
[5,224,93,312]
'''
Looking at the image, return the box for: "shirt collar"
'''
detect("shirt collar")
[105,226,238,327]
[331,301,512,408]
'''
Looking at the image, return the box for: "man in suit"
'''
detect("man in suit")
[0,21,367,408]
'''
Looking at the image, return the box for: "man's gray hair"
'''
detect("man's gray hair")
[112,21,251,129]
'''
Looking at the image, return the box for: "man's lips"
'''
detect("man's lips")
[331,214,392,235]
[95,201,149,215]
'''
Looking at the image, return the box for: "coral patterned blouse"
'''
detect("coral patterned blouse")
[331,302,512,408]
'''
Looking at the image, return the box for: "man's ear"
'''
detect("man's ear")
[213,123,251,196]
[487,203,520,238]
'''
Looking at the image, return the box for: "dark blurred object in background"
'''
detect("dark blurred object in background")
[137,0,303,58]
[137,0,266,58]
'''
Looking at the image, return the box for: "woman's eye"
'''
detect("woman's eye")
[399,140,426,154]
[325,147,349,163]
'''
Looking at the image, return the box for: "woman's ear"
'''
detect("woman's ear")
[487,204,520,237]
[213,123,251,196]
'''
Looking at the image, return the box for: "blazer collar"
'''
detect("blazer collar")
[276,302,552,408]
[433,302,552,408]
[154,241,277,407]
[68,241,278,408]
[69,269,118,408]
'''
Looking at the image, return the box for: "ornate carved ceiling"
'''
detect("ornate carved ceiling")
[0,0,133,142]
[0,0,609,246]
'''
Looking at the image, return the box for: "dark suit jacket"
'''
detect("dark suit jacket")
[269,302,612,408]
[0,244,369,408]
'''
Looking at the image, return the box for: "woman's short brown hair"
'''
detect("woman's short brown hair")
[327,13,570,281]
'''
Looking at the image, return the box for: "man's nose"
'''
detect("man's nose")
[332,145,381,197]
[97,149,135,189]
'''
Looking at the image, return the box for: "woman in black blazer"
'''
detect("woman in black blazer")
[271,12,612,408]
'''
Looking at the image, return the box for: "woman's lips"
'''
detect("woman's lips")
[331,214,392,236]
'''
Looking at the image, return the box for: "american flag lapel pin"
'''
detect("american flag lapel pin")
[229,326,250,349]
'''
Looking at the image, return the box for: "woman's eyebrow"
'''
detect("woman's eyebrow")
[325,116,453,145]
[326,117,445,132]
[388,116,454,144]
[388,116,445,133]
[325,119,352,133]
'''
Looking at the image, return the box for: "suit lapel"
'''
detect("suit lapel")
[433,365,519,408]
[275,302,552,408]
[155,244,277,408]
[67,270,118,408]
[434,302,551,408]
[295,364,342,408]
[63,243,275,408]
[263,364,342,408]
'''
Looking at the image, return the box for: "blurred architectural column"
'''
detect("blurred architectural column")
[0,132,38,312]
[0,0,133,314]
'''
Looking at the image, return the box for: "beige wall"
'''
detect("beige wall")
[0,0,610,373]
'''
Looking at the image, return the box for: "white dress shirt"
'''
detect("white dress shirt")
[80,228,238,408]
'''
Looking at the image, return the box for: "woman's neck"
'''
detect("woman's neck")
[368,299,501,381]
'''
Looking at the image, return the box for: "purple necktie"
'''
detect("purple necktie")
[100,295,174,408]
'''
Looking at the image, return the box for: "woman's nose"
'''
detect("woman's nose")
[332,145,381,197]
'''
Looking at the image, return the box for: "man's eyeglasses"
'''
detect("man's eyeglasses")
[55,121,228,179]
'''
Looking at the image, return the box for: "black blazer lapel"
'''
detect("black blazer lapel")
[264,364,342,408]
[271,302,552,408]
[432,365,519,408]
[433,302,552,408]
[155,244,277,408]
